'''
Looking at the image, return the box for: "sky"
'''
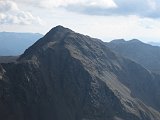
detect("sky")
[0,0,160,42]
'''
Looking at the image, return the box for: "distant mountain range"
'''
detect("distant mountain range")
[148,42,160,47]
[106,39,160,74]
[0,32,43,56]
[0,26,160,120]
[0,56,18,63]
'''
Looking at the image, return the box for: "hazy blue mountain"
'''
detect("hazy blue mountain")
[0,56,18,63]
[106,39,160,74]
[0,26,160,120]
[148,42,160,47]
[0,32,43,56]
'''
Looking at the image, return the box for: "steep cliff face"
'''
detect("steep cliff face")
[0,26,160,120]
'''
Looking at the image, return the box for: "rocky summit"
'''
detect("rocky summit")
[0,26,160,120]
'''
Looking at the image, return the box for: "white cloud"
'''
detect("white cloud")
[148,0,157,10]
[27,0,160,18]
[14,0,117,9]
[12,0,160,18]
[0,0,19,12]
[86,0,117,8]
[38,0,79,8]
[0,0,44,25]
[27,0,159,18]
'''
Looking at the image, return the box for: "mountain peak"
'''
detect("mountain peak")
[19,25,107,61]
[41,25,75,44]
[129,39,142,43]
[19,25,115,62]
[110,39,126,44]
[109,39,144,45]
[19,26,75,60]
[53,25,70,30]
[46,25,73,37]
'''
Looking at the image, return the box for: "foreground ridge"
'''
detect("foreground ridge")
[0,26,160,120]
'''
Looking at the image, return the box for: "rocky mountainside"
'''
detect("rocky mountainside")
[0,26,160,120]
[0,32,43,56]
[106,39,160,74]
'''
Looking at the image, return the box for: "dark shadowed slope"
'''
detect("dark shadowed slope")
[0,32,43,56]
[106,39,160,74]
[0,26,160,120]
